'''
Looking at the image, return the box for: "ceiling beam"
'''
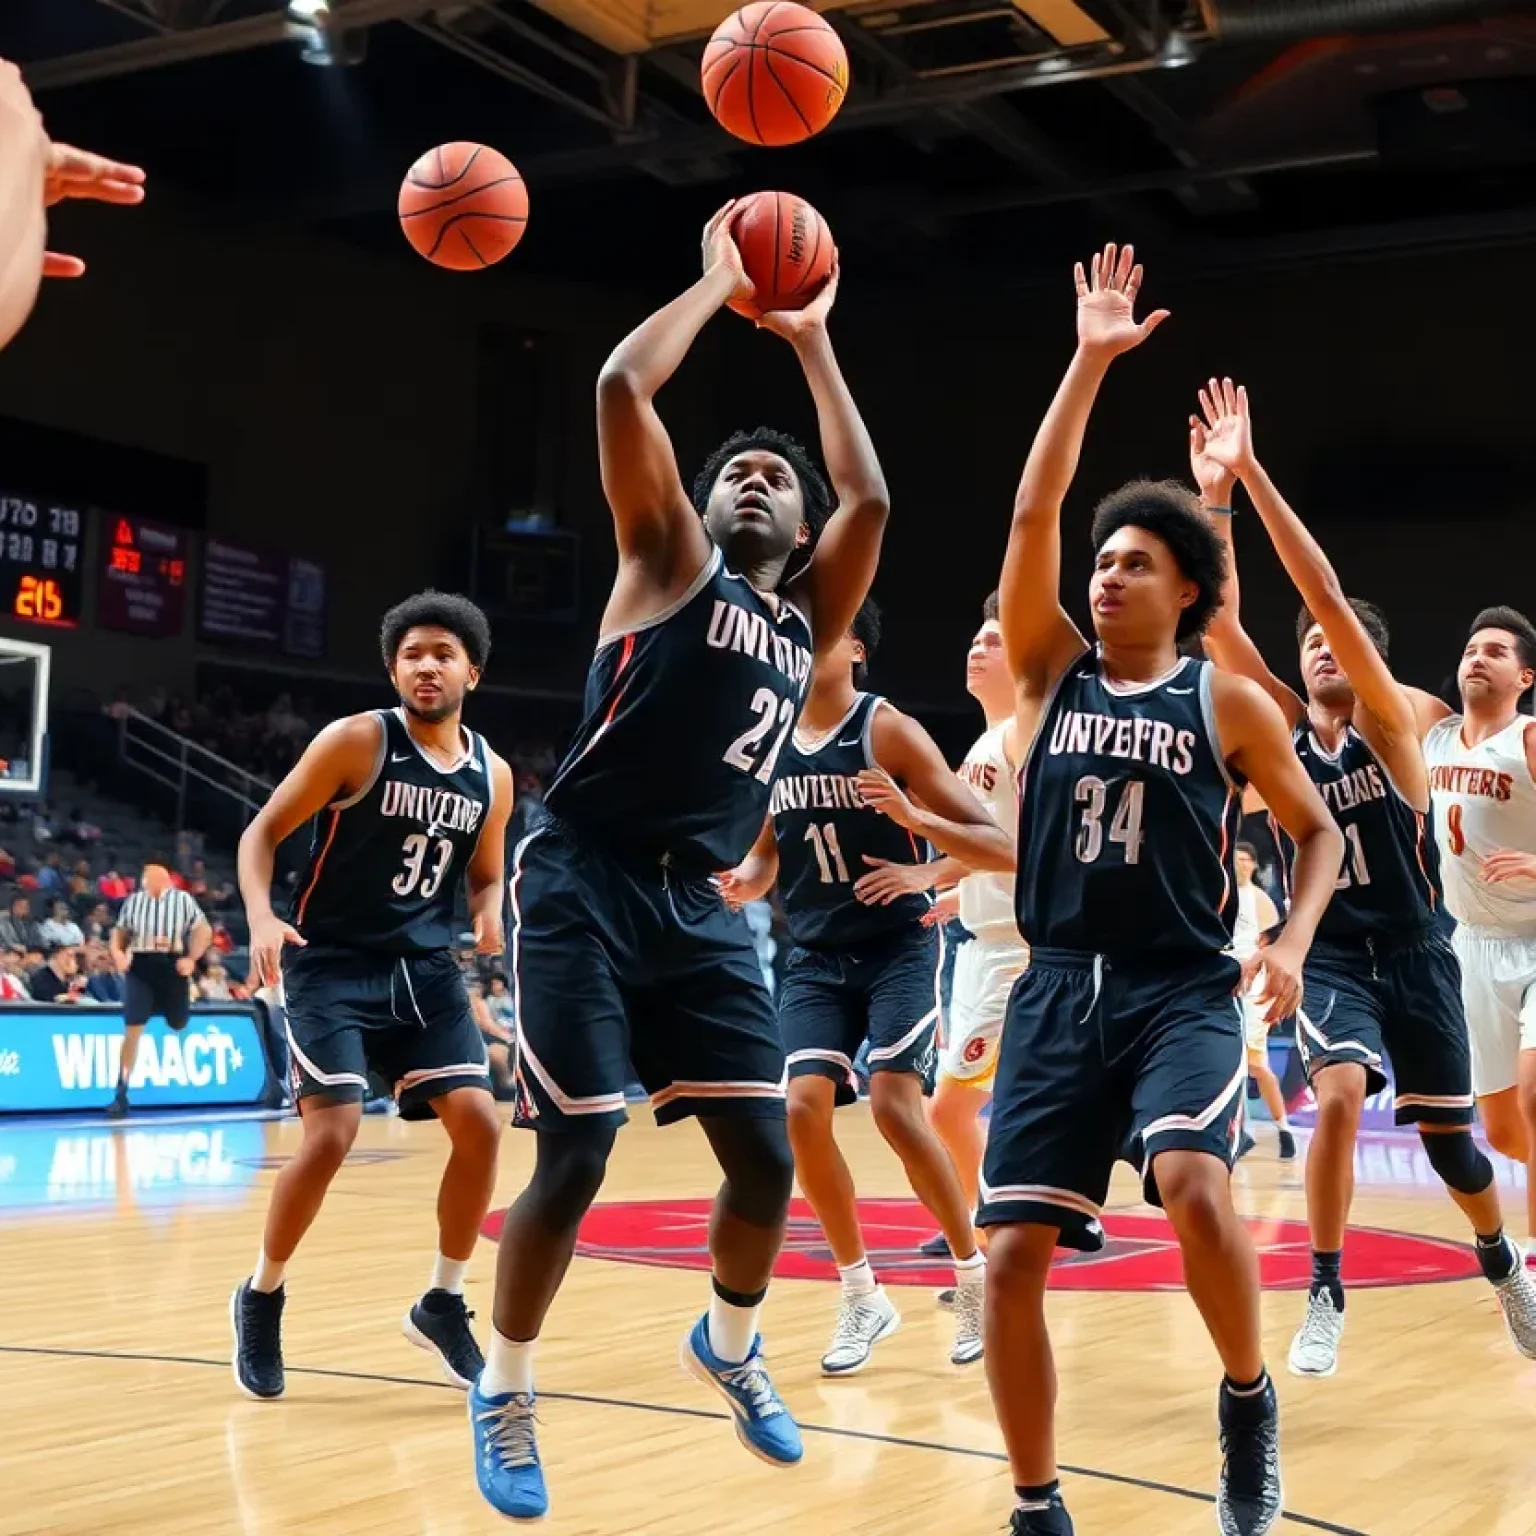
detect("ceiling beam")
[26,0,449,90]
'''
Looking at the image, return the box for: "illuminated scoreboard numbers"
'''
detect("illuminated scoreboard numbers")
[0,493,86,628]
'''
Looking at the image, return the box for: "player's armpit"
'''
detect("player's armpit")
[1215,672,1343,948]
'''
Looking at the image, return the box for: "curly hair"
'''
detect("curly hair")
[1089,479,1227,641]
[850,596,881,688]
[691,427,833,587]
[379,590,492,670]
[1295,597,1389,659]
[982,590,999,623]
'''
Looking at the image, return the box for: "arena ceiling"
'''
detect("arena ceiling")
[6,0,1536,286]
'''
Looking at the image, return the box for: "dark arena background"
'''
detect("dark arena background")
[0,3,1533,1533]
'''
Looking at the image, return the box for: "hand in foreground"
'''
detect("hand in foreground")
[250,913,305,989]
[1075,242,1169,359]
[701,200,753,306]
[714,868,752,911]
[757,253,839,342]
[1481,849,1536,884]
[853,854,930,907]
[41,141,147,279]
[473,910,504,955]
[1193,376,1257,481]
[1239,937,1304,1025]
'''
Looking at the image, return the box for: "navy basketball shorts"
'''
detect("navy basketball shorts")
[509,823,786,1131]
[781,924,941,1107]
[281,944,489,1118]
[1295,929,1474,1127]
[978,947,1247,1253]
[124,956,191,1031]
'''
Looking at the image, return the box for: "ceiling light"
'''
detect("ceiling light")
[287,0,329,20]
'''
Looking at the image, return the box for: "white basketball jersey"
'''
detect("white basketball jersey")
[1233,882,1261,961]
[1424,714,1536,936]
[955,718,1022,943]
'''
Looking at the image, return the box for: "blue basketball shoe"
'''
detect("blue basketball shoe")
[469,1378,548,1521]
[679,1315,803,1467]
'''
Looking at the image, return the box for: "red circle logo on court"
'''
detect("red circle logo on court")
[481,1197,1479,1291]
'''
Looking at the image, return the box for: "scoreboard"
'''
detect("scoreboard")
[0,491,85,628]
[97,514,188,637]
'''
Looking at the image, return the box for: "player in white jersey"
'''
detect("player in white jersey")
[858,593,1026,1257]
[1233,842,1296,1160]
[1423,606,1536,1261]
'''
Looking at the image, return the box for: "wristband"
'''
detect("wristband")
[1204,503,1234,517]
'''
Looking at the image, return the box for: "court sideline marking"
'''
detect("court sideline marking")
[0,1342,1368,1534]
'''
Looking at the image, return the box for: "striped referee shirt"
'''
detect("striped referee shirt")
[115,888,207,957]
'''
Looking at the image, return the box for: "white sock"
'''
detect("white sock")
[707,1290,760,1365]
[480,1329,535,1398]
[252,1249,287,1294]
[954,1249,986,1288]
[1526,1240,1536,1267]
[838,1258,876,1297]
[431,1254,469,1295]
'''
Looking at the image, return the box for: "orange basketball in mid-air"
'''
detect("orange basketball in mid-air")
[398,142,528,271]
[728,191,834,319]
[702,2,849,148]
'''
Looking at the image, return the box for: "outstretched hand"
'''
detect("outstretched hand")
[757,253,839,342]
[1074,242,1169,359]
[1193,376,1257,480]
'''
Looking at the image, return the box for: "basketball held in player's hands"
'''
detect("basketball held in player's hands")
[398,142,528,271]
[727,190,835,320]
[703,2,849,147]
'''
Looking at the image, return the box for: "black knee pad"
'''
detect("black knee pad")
[1419,1129,1493,1196]
[705,1115,795,1227]
[525,1124,617,1230]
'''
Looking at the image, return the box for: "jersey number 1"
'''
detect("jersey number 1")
[394,833,454,900]
[724,686,796,784]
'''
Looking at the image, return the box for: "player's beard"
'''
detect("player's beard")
[401,690,462,725]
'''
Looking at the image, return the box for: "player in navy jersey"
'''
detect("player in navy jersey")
[470,204,889,1520]
[720,599,1012,1376]
[229,591,514,1403]
[1192,378,1536,1377]
[984,247,1345,1536]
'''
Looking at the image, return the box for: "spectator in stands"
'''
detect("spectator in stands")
[0,946,29,1001]
[83,901,114,942]
[36,852,65,893]
[483,971,515,1027]
[0,894,41,951]
[198,960,233,1001]
[29,942,82,1003]
[98,868,132,901]
[40,898,83,948]
[84,942,124,1004]
[0,846,12,879]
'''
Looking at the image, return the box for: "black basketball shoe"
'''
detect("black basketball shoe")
[1010,1495,1075,1534]
[403,1288,484,1387]
[230,1279,285,1399]
[919,1231,952,1258]
[1218,1374,1283,1536]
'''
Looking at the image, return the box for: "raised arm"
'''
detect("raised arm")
[238,714,382,985]
[467,753,515,956]
[1214,672,1343,1022]
[1189,393,1304,726]
[1201,380,1421,763]
[1001,244,1169,706]
[859,707,1015,873]
[596,204,748,575]
[771,265,891,650]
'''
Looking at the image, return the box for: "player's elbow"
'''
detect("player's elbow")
[596,361,649,409]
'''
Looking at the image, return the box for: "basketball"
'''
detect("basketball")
[702,2,849,148]
[728,190,835,319]
[397,142,528,271]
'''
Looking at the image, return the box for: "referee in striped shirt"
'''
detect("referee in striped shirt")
[108,856,211,1117]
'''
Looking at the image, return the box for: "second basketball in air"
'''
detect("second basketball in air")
[703,2,850,147]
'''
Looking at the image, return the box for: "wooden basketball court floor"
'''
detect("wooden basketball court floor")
[2,1104,1533,1536]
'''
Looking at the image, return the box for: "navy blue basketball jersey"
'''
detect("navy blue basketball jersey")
[1276,725,1442,942]
[769,693,931,949]
[545,547,814,872]
[290,709,497,954]
[1015,651,1243,959]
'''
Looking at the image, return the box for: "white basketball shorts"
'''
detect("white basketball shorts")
[1451,926,1536,1097]
[939,934,1029,1088]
